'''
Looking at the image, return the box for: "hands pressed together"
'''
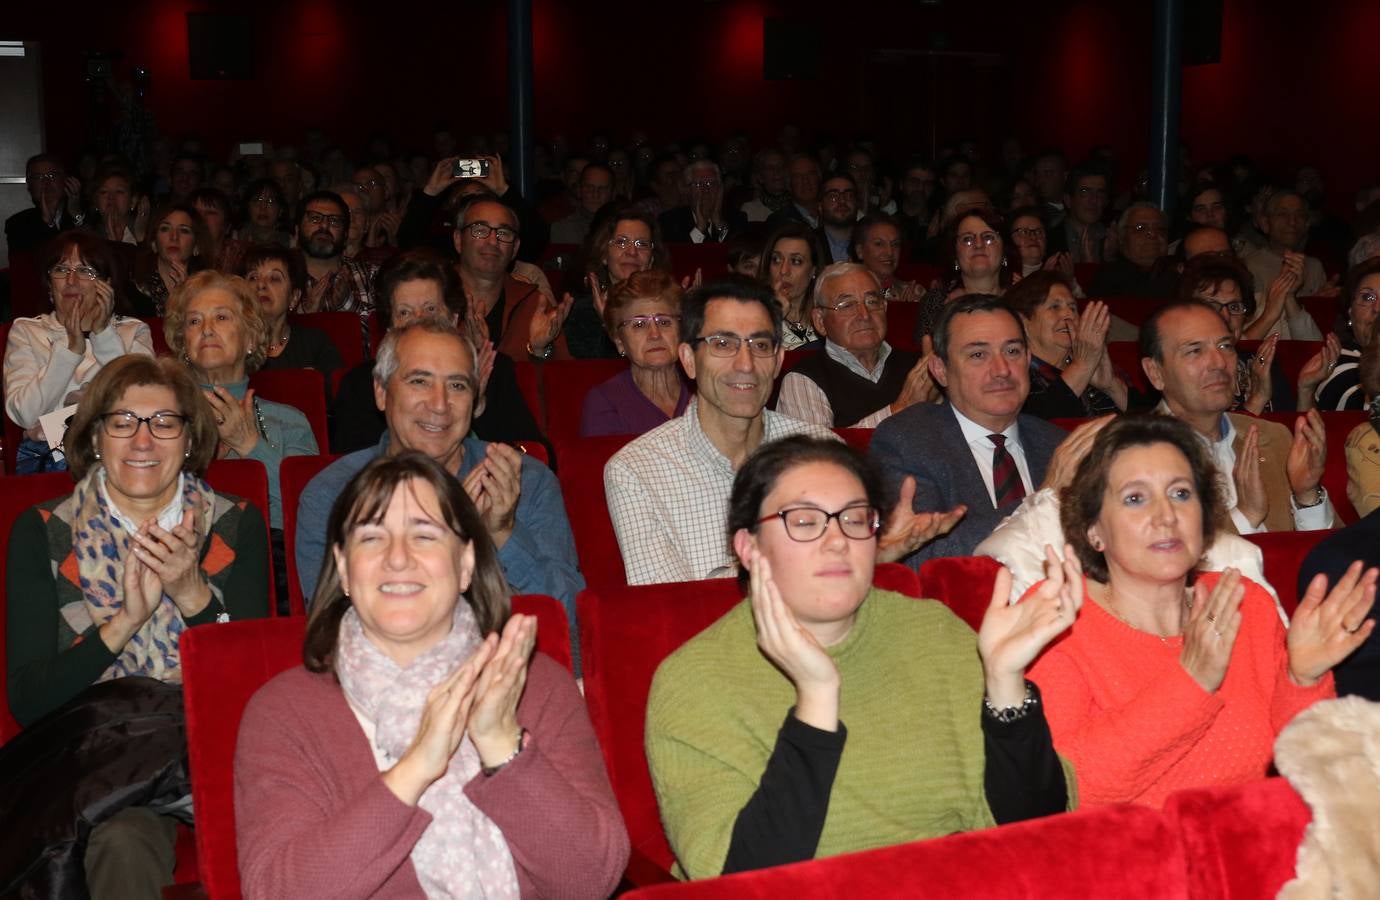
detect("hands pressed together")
[461,442,524,549]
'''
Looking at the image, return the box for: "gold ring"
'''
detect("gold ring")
[1259,456,1266,463]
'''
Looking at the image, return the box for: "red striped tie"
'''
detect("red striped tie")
[989,434,1026,508]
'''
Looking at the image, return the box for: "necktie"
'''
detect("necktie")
[989,434,1026,508]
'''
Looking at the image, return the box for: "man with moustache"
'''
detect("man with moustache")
[293,190,378,344]
[871,294,1067,569]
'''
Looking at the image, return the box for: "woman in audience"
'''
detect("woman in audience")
[190,187,247,274]
[239,244,343,376]
[757,220,830,349]
[1028,415,1373,809]
[165,271,318,602]
[89,167,145,245]
[5,232,154,473]
[580,270,691,436]
[565,206,671,358]
[1344,327,1380,517]
[648,436,1077,879]
[132,203,209,316]
[236,178,290,247]
[6,354,268,896]
[914,207,1014,341]
[234,452,628,897]
[1314,257,1380,410]
[850,212,921,302]
[1005,270,1131,418]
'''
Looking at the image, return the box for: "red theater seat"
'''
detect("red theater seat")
[1247,410,1366,522]
[1238,339,1322,391]
[555,434,636,590]
[885,302,921,351]
[140,317,172,356]
[1106,341,1154,395]
[1095,296,1162,328]
[513,360,544,430]
[834,427,873,452]
[204,458,276,614]
[666,242,729,282]
[534,357,630,447]
[1299,296,1338,337]
[290,312,368,370]
[280,453,341,615]
[1243,530,1330,617]
[917,555,1003,631]
[248,368,329,451]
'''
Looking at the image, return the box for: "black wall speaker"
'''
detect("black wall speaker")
[187,13,254,80]
[764,18,820,81]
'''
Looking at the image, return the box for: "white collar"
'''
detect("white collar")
[951,405,1021,448]
[99,469,186,535]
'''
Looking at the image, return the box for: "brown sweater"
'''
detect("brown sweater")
[234,653,628,899]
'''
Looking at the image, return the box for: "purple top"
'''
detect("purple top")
[579,367,692,437]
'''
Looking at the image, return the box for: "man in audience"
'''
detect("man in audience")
[818,173,860,262]
[898,159,937,245]
[739,148,790,222]
[1088,202,1175,297]
[1048,164,1111,263]
[658,160,745,243]
[1032,150,1068,227]
[871,294,1067,569]
[1245,188,1331,298]
[1298,507,1380,700]
[551,162,613,244]
[331,185,368,259]
[271,158,305,210]
[776,262,934,427]
[538,153,587,224]
[6,153,82,256]
[1181,224,1234,260]
[638,153,685,220]
[166,153,204,204]
[294,190,378,325]
[1140,300,1336,533]
[299,319,581,613]
[769,154,822,228]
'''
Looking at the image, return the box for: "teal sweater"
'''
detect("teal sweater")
[210,378,319,528]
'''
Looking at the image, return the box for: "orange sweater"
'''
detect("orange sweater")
[1026,572,1333,809]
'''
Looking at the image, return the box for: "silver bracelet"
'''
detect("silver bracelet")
[481,727,528,776]
[983,680,1038,724]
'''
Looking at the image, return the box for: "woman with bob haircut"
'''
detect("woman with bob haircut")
[647,435,1079,879]
[1028,414,1375,808]
[234,452,629,898]
[580,269,691,436]
[913,206,1015,344]
[564,205,672,359]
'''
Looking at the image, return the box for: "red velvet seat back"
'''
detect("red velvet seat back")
[537,357,631,448]
[666,242,728,282]
[1106,340,1154,395]
[204,459,276,615]
[139,317,172,356]
[1248,410,1366,523]
[279,453,341,615]
[1242,531,1329,617]
[290,311,368,369]
[1164,777,1310,900]
[894,261,942,287]
[884,302,920,352]
[1238,339,1323,391]
[623,800,1189,899]
[917,555,1003,631]
[513,361,544,430]
[247,368,329,451]
[554,434,634,590]
[1096,295,1163,327]
[1300,295,1338,337]
[833,427,873,453]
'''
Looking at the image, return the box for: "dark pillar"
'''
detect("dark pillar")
[508,0,535,200]
[1148,0,1183,219]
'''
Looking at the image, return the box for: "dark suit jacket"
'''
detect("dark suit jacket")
[4,207,62,256]
[1298,508,1380,701]
[870,402,1067,570]
[656,206,748,244]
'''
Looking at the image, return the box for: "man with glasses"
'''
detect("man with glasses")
[7,153,83,257]
[1047,165,1111,264]
[658,161,746,244]
[293,190,378,343]
[818,174,860,262]
[1088,202,1177,299]
[776,262,934,428]
[1243,189,1330,338]
[551,163,614,244]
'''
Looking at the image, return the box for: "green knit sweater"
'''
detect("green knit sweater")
[646,589,996,880]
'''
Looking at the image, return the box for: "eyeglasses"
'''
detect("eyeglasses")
[822,189,857,202]
[250,195,278,205]
[303,211,346,228]
[1011,226,1045,240]
[99,411,188,440]
[1131,222,1167,236]
[463,222,518,243]
[28,172,61,183]
[619,314,679,331]
[1196,297,1249,316]
[610,236,654,252]
[1357,290,1379,307]
[758,504,881,542]
[353,179,382,191]
[50,264,102,281]
[689,180,720,189]
[820,295,886,315]
[692,333,778,357]
[959,231,1000,248]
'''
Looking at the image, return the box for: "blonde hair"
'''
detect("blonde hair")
[163,270,270,374]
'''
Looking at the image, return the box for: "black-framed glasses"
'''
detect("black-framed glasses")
[250,195,278,205]
[303,211,346,228]
[1196,297,1249,316]
[692,334,778,358]
[463,222,518,244]
[50,264,102,281]
[619,314,679,332]
[822,189,857,202]
[819,295,886,315]
[610,235,654,252]
[100,411,188,439]
[758,504,881,542]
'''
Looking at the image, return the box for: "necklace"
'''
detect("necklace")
[270,326,291,348]
[251,396,278,451]
[1102,588,1192,644]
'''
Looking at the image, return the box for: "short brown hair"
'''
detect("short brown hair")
[302,452,511,673]
[1177,255,1257,319]
[1003,270,1077,319]
[64,355,219,481]
[164,271,270,373]
[1059,415,1225,582]
[602,269,684,336]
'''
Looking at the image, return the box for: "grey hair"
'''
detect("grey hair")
[683,159,722,184]
[1264,188,1307,217]
[812,261,880,308]
[1117,201,1167,239]
[1349,232,1380,269]
[372,318,479,389]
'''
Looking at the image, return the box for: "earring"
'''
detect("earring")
[953,260,961,272]
[94,449,102,460]
[1090,538,1104,551]
[1000,256,1008,268]
[184,448,191,458]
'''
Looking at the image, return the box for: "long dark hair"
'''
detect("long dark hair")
[302,452,511,673]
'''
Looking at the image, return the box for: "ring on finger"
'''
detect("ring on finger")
[1206,613,1217,624]
[1345,621,1363,634]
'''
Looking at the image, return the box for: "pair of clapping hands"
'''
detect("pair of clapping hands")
[103,510,212,651]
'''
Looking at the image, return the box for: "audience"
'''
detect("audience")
[1028,415,1368,808]
[579,270,691,437]
[1313,257,1380,410]
[817,173,860,263]
[1244,189,1332,301]
[850,213,921,302]
[914,207,1013,342]
[239,244,344,375]
[1047,164,1112,264]
[293,190,377,328]
[873,294,1066,569]
[133,203,208,316]
[552,163,613,245]
[758,220,830,349]
[565,207,669,359]
[6,355,269,896]
[647,436,1074,879]
[659,160,746,243]
[5,232,154,472]
[236,178,291,248]
[1087,203,1175,298]
[776,262,934,428]
[189,187,246,274]
[740,148,790,222]
[235,452,627,898]
[5,153,81,256]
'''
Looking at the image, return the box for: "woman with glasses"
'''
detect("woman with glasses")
[757,220,831,350]
[236,177,291,247]
[238,244,343,377]
[132,203,210,316]
[647,436,1077,879]
[5,354,268,896]
[565,206,671,358]
[1314,257,1380,411]
[849,213,921,302]
[5,232,154,473]
[914,207,1014,344]
[164,271,318,605]
[580,270,691,437]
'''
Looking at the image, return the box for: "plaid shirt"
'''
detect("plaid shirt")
[304,258,379,355]
[605,399,834,585]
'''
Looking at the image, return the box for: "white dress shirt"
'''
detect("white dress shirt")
[951,407,1033,508]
